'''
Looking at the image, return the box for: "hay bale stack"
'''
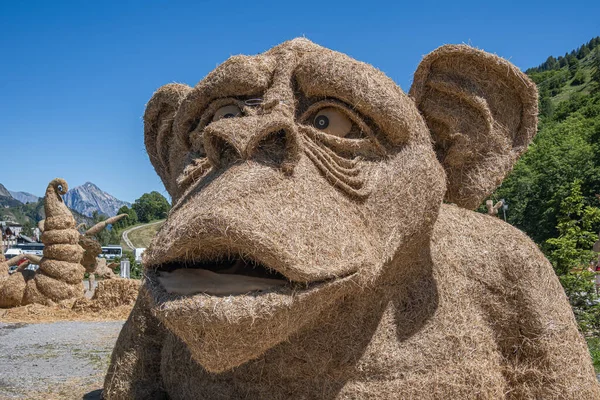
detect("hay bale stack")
[73,278,141,312]
[7,179,86,306]
[27,179,85,303]
[79,214,127,273]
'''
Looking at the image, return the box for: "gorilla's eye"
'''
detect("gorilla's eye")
[212,105,242,121]
[312,107,352,138]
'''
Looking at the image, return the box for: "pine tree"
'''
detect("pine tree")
[558,56,568,68]
[577,46,590,59]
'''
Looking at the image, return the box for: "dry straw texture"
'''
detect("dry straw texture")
[100,38,597,398]
[73,278,140,312]
[93,257,118,279]
[0,302,134,323]
[0,179,84,307]
[0,179,128,309]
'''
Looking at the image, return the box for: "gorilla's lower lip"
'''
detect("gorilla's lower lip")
[155,257,290,296]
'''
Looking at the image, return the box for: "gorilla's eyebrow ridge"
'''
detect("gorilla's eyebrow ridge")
[197,55,275,102]
[173,55,276,141]
[294,52,414,145]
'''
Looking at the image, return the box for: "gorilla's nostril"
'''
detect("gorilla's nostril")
[209,136,242,167]
[253,129,289,166]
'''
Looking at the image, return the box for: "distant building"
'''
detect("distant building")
[1,221,22,248]
[1,221,41,248]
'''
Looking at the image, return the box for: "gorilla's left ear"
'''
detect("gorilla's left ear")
[144,83,192,197]
[410,45,538,210]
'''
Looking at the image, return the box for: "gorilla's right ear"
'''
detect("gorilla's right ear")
[144,84,192,197]
[410,45,538,210]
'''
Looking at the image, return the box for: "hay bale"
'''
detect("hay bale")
[104,39,600,399]
[0,272,27,308]
[0,302,134,323]
[73,279,141,312]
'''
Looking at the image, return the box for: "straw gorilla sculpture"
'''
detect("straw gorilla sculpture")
[105,39,600,398]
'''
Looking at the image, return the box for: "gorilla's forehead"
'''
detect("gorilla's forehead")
[174,38,427,146]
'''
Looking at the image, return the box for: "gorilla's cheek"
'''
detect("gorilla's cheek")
[364,144,446,262]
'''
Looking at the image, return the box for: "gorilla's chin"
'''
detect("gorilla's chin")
[145,269,361,373]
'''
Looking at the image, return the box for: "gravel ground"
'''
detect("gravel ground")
[0,321,124,399]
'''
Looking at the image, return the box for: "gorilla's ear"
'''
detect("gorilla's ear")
[410,45,538,210]
[144,83,192,197]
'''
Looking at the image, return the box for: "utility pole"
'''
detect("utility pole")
[501,199,508,222]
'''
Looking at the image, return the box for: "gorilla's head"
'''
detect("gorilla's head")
[142,39,537,372]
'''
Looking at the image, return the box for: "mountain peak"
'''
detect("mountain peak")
[0,183,11,198]
[63,182,130,217]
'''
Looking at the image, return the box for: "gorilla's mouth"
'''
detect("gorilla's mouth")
[155,257,290,296]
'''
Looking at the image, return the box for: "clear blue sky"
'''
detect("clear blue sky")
[1,0,599,202]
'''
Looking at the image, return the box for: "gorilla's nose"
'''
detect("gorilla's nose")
[203,115,299,172]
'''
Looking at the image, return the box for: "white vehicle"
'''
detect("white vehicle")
[134,248,146,263]
[16,243,44,256]
[4,248,23,260]
[101,246,123,259]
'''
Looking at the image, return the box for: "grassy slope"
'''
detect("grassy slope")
[120,220,164,249]
[552,55,595,104]
[529,49,597,106]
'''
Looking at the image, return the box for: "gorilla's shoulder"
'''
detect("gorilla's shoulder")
[430,204,554,286]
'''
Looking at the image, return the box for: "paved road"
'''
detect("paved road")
[121,220,163,250]
[0,321,124,399]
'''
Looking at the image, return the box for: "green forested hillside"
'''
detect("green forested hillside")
[488,37,600,249]
[485,38,600,360]
[1,199,93,229]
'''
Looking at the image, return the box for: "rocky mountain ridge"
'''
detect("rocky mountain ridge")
[8,190,40,204]
[1,181,130,218]
[62,182,130,217]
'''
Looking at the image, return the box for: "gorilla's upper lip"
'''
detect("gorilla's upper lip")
[144,187,376,295]
[156,256,286,280]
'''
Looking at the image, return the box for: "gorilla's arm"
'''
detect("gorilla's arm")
[434,205,600,398]
[495,236,599,398]
[103,287,167,399]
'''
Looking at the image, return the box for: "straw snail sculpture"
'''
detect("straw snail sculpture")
[0,178,126,308]
[104,39,600,399]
